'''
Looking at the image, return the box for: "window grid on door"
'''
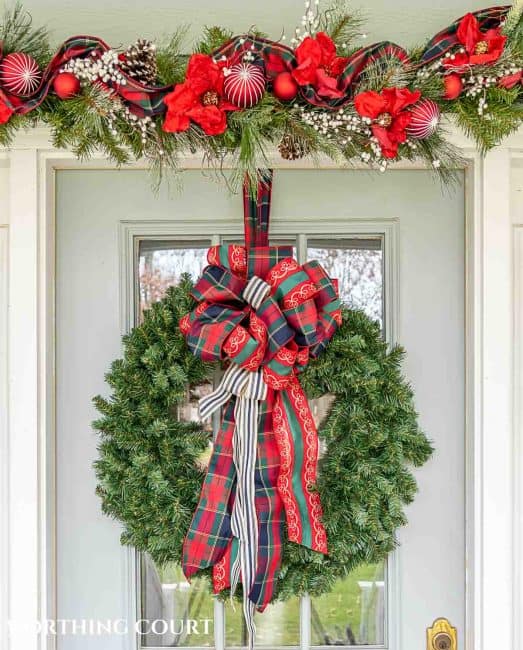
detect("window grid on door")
[132,225,390,650]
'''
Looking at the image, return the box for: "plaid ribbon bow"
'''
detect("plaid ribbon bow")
[179,171,341,647]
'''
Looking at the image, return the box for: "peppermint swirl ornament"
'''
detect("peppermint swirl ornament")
[406,99,441,140]
[0,52,41,97]
[223,62,265,108]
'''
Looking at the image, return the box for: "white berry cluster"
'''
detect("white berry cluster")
[107,105,157,146]
[462,65,522,116]
[61,52,157,148]
[417,46,523,118]
[299,106,392,172]
[61,50,128,86]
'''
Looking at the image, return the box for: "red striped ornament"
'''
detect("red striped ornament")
[0,52,41,97]
[406,98,441,140]
[223,62,265,108]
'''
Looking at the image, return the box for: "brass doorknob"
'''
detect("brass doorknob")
[427,618,457,650]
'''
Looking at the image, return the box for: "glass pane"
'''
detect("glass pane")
[225,597,300,647]
[138,239,210,318]
[308,238,383,326]
[311,562,386,647]
[140,555,215,647]
[137,240,215,648]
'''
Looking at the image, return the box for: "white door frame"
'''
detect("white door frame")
[1,125,522,650]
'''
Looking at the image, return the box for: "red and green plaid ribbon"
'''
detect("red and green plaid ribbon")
[420,5,510,64]
[0,35,172,117]
[179,171,341,646]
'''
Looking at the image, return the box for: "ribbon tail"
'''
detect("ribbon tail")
[231,393,258,650]
[273,377,328,554]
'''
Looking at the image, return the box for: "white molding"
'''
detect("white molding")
[7,149,41,650]
[3,125,523,650]
[478,148,514,650]
[513,225,523,650]
[0,225,9,650]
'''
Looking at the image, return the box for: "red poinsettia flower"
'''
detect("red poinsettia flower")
[444,12,506,68]
[292,32,348,99]
[0,93,13,125]
[354,87,421,159]
[163,54,238,136]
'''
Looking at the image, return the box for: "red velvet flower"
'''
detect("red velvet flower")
[444,12,506,68]
[354,87,421,159]
[163,54,238,136]
[292,32,348,99]
[0,93,13,125]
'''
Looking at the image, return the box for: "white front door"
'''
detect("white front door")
[55,167,465,650]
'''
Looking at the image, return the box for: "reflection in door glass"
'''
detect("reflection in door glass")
[308,238,383,326]
[225,597,300,647]
[308,238,386,648]
[138,239,210,317]
[141,556,214,647]
[311,562,386,646]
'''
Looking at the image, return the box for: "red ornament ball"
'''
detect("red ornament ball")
[0,52,41,97]
[53,72,81,99]
[443,73,463,100]
[406,99,441,140]
[223,62,265,108]
[273,71,298,101]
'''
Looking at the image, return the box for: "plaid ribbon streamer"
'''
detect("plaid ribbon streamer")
[180,171,341,646]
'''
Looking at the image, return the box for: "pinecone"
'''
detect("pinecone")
[278,134,309,160]
[120,39,158,85]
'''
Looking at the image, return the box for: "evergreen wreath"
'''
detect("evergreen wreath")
[93,277,432,602]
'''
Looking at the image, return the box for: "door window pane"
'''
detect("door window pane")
[308,238,383,326]
[225,597,300,647]
[140,555,215,647]
[138,239,210,317]
[311,562,386,646]
[137,240,215,648]
[308,239,386,649]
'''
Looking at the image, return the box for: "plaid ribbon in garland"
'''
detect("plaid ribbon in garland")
[179,171,341,647]
[0,35,172,117]
[420,5,510,64]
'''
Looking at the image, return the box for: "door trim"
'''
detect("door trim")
[3,124,523,650]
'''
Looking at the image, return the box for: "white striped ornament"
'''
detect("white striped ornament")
[406,98,441,140]
[0,52,41,97]
[223,62,265,108]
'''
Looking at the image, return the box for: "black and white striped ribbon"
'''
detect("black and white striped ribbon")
[198,363,267,650]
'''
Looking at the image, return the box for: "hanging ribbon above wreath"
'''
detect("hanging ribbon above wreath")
[178,170,341,646]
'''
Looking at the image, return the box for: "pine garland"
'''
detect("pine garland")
[1,3,522,190]
[93,278,432,601]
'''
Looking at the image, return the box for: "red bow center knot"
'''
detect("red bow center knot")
[179,243,341,639]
